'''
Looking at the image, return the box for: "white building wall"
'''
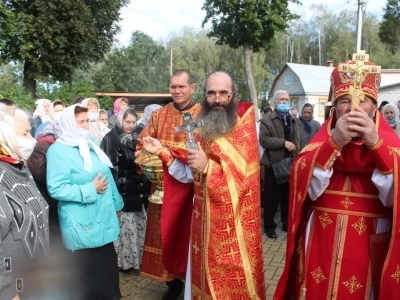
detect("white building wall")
[378,85,400,105]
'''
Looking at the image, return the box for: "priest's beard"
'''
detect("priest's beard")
[197,99,238,141]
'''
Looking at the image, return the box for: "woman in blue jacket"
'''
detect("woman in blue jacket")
[47,104,123,300]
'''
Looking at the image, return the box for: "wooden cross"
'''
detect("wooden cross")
[338,50,381,110]
[175,112,204,150]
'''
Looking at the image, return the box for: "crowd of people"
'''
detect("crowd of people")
[1,51,399,300]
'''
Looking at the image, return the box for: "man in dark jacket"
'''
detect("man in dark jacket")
[259,90,301,238]
[299,103,321,150]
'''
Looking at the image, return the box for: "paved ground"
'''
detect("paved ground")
[119,221,287,299]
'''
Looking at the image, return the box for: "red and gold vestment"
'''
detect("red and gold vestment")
[188,103,266,299]
[274,112,400,300]
[138,102,201,281]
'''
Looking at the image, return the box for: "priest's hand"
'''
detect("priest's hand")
[142,136,163,154]
[347,106,379,147]
[332,113,359,148]
[188,142,208,173]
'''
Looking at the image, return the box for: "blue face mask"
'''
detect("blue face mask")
[388,118,397,126]
[277,103,290,113]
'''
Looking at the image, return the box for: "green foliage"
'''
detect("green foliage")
[202,0,300,52]
[0,0,129,96]
[92,31,170,93]
[379,0,400,53]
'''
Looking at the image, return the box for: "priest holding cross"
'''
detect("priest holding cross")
[275,51,400,300]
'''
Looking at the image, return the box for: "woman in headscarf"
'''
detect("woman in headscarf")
[136,104,161,131]
[108,97,129,129]
[46,104,123,300]
[30,99,53,137]
[81,98,110,144]
[0,102,49,300]
[100,107,151,271]
[383,103,400,137]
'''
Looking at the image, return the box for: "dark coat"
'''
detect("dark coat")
[100,126,150,212]
[259,110,301,166]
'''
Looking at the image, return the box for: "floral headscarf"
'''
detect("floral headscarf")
[138,104,161,127]
[113,98,123,117]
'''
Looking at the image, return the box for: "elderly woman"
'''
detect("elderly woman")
[81,98,110,144]
[0,102,49,300]
[383,103,400,137]
[100,107,151,271]
[30,99,53,137]
[46,104,123,300]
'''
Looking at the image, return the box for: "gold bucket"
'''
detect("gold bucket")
[136,150,163,204]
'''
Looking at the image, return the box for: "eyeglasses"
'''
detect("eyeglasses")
[205,90,234,101]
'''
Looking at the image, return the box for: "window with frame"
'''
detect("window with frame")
[284,75,292,85]
[319,97,328,116]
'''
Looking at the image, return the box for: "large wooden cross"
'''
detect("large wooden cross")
[175,112,204,150]
[338,50,381,110]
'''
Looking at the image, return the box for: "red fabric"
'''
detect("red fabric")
[274,111,400,300]
[0,155,19,164]
[37,136,55,144]
[161,166,193,277]
[237,102,252,117]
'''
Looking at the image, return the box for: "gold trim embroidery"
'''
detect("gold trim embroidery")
[311,267,327,284]
[319,212,333,228]
[324,190,379,199]
[391,264,400,284]
[351,217,367,235]
[341,197,354,209]
[343,275,363,293]
[300,142,322,153]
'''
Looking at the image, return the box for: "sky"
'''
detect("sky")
[115,0,387,47]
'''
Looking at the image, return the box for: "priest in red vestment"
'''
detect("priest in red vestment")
[274,52,400,300]
[142,71,266,299]
[137,69,201,299]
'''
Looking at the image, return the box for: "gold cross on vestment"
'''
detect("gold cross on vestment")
[338,50,381,110]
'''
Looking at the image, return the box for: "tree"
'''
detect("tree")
[202,0,299,118]
[0,0,128,98]
[379,0,400,53]
[92,31,169,93]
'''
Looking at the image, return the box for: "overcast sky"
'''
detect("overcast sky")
[115,0,386,47]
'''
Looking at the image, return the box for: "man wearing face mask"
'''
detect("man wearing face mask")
[259,90,301,239]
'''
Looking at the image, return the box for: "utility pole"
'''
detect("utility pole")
[170,46,173,76]
[356,0,366,51]
[318,20,321,66]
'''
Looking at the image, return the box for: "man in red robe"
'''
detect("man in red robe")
[274,52,400,299]
[143,71,266,299]
[137,69,201,300]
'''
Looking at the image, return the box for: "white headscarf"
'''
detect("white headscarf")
[33,99,53,122]
[57,104,112,173]
[0,104,23,159]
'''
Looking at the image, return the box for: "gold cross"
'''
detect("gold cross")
[193,207,200,219]
[193,243,200,254]
[227,246,239,259]
[222,222,233,236]
[338,50,381,110]
[232,271,245,283]
[392,264,400,284]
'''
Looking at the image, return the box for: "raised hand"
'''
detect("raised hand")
[142,136,163,154]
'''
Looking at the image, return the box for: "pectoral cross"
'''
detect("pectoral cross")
[175,112,204,150]
[338,50,381,110]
